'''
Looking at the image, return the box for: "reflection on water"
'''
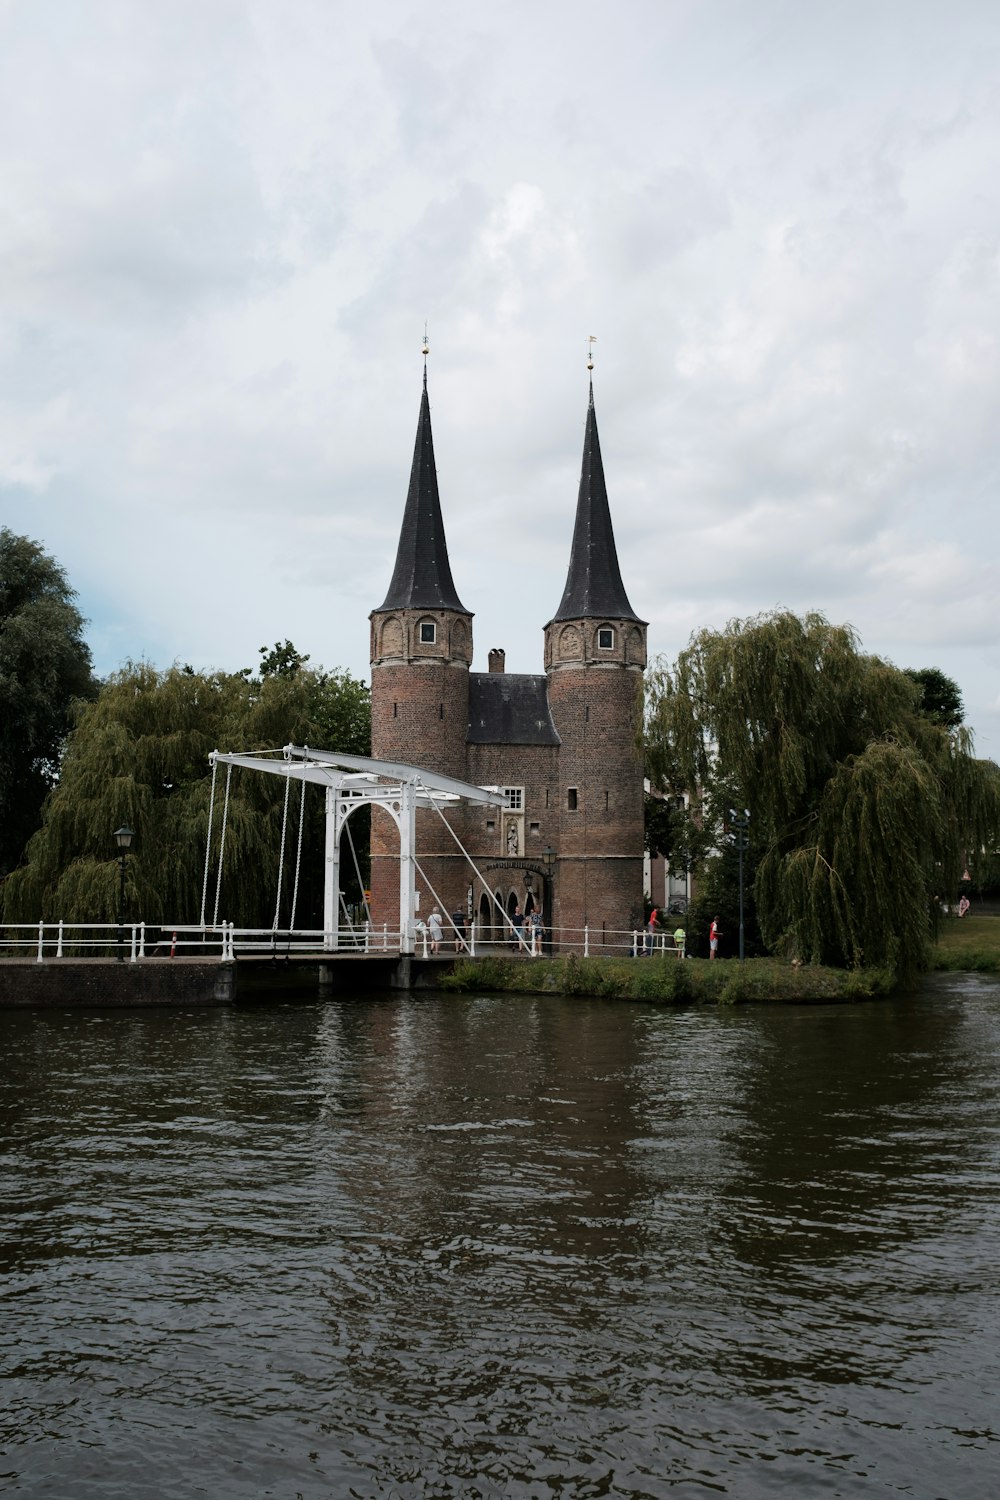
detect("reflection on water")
[2,975,999,1497]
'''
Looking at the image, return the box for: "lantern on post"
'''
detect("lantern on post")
[113,825,134,963]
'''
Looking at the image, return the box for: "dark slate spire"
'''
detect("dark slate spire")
[550,381,642,623]
[377,369,469,613]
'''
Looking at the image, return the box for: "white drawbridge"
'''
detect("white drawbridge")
[203,746,506,955]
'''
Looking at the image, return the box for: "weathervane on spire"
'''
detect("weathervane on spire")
[586,334,597,372]
[422,322,429,371]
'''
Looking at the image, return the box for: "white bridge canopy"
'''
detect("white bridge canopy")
[207,745,505,955]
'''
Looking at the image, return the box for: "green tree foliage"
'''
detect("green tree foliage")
[2,658,370,929]
[259,639,311,678]
[682,787,764,960]
[903,666,965,728]
[645,610,1000,979]
[0,529,97,876]
[644,793,679,861]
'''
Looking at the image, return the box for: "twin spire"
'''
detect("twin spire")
[379,355,640,625]
[549,379,642,624]
[376,369,469,614]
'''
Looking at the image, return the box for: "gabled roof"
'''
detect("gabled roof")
[549,381,643,624]
[376,372,469,614]
[467,674,561,745]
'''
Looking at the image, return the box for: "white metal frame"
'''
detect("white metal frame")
[206,746,506,955]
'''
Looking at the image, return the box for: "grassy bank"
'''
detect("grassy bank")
[931,914,1000,973]
[439,953,895,1004]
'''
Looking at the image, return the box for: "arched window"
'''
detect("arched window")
[380,617,403,657]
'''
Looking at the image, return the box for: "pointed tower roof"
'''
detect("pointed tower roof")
[549,381,643,623]
[377,369,469,613]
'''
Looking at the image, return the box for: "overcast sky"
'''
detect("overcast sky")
[3,0,999,755]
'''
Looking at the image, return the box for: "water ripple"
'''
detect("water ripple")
[2,977,1000,1496]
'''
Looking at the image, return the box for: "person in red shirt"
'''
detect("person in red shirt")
[709,917,721,959]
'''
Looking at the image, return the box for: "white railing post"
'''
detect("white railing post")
[470,918,476,958]
[36,920,45,963]
[584,925,589,958]
[139,922,146,959]
[130,926,138,963]
[364,922,371,953]
[382,922,388,951]
[57,920,64,959]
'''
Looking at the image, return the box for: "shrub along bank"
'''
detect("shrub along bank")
[438,954,896,1004]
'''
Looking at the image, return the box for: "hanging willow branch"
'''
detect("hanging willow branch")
[2,661,371,928]
[645,610,1000,981]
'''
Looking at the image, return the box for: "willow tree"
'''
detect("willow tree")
[0,528,97,875]
[645,610,1000,979]
[2,659,370,929]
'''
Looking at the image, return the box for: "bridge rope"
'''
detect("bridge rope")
[212,764,233,929]
[272,776,292,931]
[288,750,307,930]
[343,813,372,926]
[200,757,219,928]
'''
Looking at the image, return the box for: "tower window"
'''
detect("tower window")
[393,702,397,718]
[598,627,614,650]
[502,787,523,810]
[567,788,578,811]
[439,703,444,719]
[419,620,436,644]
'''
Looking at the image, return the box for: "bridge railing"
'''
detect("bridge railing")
[0,921,403,962]
[464,924,687,958]
[1,920,688,962]
[0,921,238,962]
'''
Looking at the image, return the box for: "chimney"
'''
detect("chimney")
[488,648,506,673]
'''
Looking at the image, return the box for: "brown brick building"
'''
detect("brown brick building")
[369,368,648,952]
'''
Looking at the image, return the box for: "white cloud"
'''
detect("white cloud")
[1,0,999,757]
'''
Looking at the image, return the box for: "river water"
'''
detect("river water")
[2,976,999,1498]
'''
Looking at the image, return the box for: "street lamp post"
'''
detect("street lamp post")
[729,809,750,963]
[542,846,556,953]
[113,825,134,962]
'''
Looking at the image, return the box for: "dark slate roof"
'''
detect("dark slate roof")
[549,381,644,624]
[376,372,469,614]
[467,674,561,745]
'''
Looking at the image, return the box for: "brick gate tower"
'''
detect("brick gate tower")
[370,357,646,951]
[543,379,647,947]
[368,364,473,929]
